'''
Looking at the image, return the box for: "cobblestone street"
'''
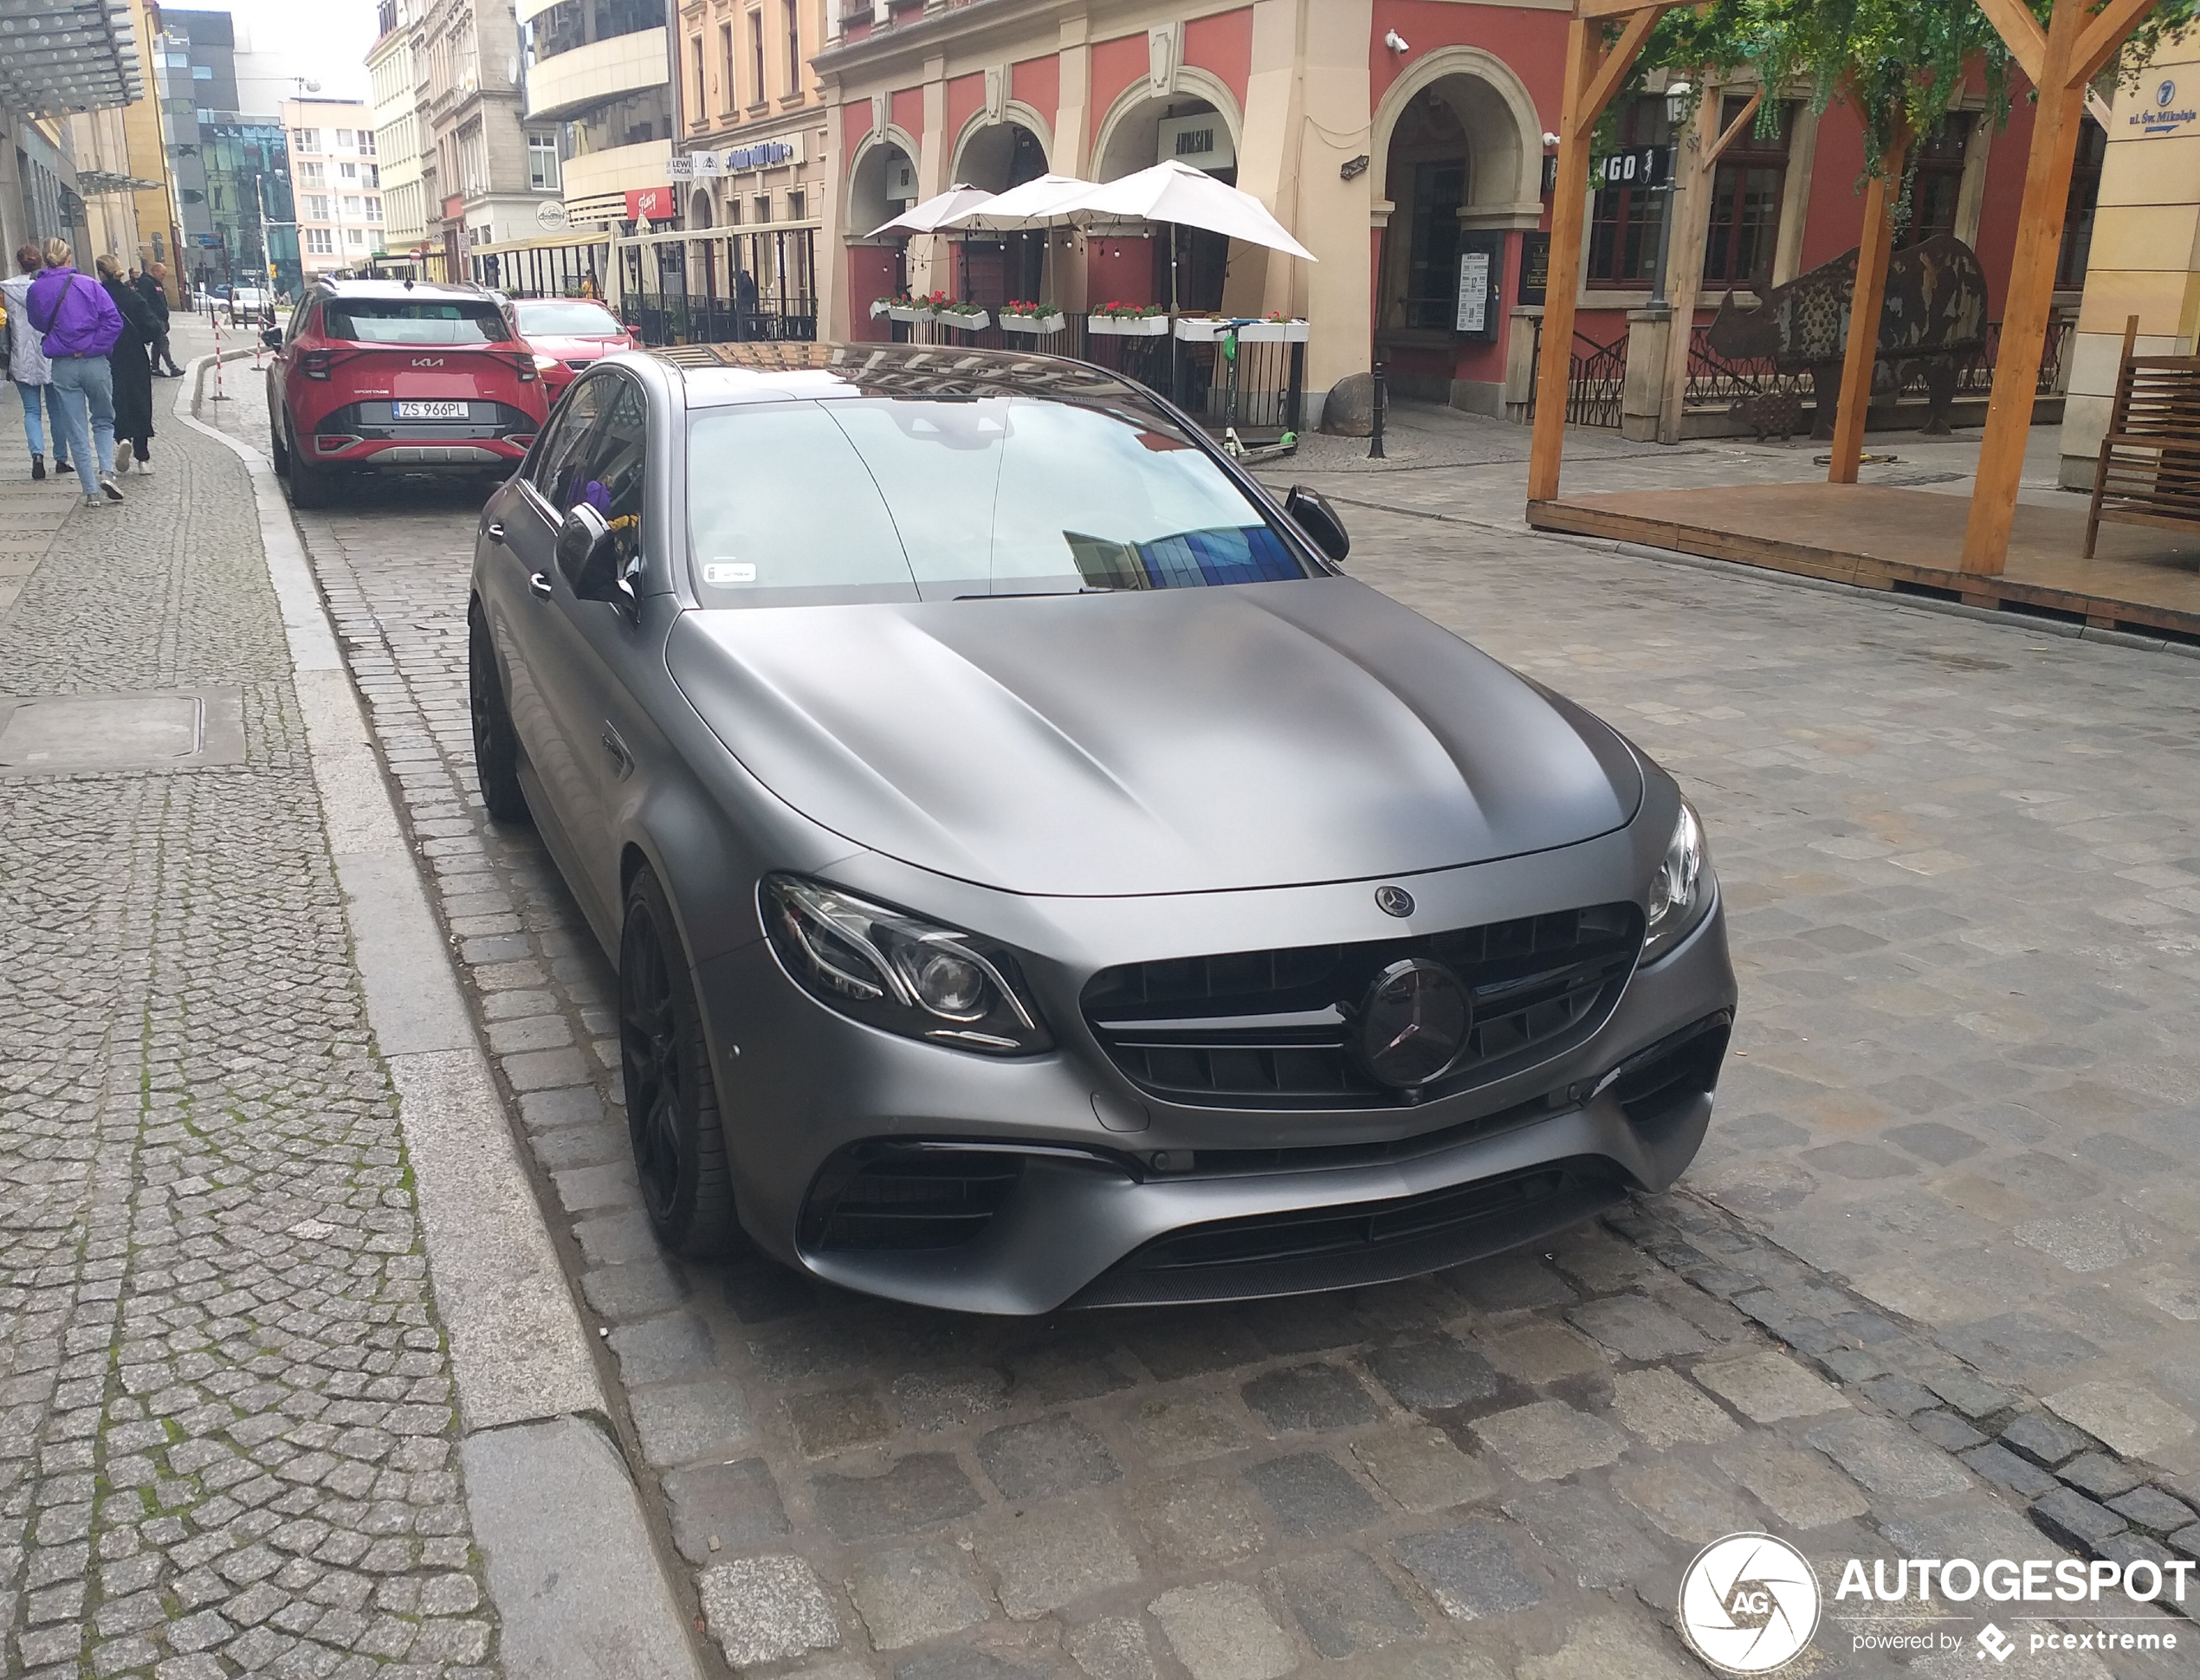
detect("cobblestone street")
[182,354,2200,1680]
[1,336,499,1677]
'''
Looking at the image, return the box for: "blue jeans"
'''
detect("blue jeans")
[48,354,116,494]
[14,379,73,464]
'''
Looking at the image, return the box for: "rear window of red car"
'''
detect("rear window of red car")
[320,298,512,346]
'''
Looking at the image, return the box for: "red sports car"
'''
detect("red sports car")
[511,297,641,403]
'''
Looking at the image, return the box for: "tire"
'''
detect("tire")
[620,867,740,1257]
[467,603,529,824]
[269,402,290,475]
[285,415,332,508]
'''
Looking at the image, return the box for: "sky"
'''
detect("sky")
[217,0,383,106]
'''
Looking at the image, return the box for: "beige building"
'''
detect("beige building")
[670,0,830,305]
[417,0,540,269]
[2056,29,2200,488]
[523,0,675,231]
[368,0,431,257]
[283,98,383,275]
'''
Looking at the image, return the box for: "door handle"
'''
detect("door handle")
[600,727,634,781]
[485,520,506,544]
[527,572,554,599]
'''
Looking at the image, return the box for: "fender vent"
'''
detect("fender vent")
[799,1145,1024,1252]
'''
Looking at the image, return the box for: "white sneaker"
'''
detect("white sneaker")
[82,492,104,508]
[134,458,153,474]
[114,454,132,475]
[99,473,124,502]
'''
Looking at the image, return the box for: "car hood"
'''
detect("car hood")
[666,577,1641,896]
[525,333,624,357]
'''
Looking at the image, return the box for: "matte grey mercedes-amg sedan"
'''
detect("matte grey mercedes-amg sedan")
[468,342,1735,1315]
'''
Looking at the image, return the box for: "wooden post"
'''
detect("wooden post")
[1827,127,1909,483]
[1528,0,1673,503]
[1960,0,2159,572]
[1527,16,1601,503]
[1660,86,1762,445]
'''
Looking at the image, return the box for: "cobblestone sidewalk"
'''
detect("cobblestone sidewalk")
[1,360,500,1678]
[201,359,2200,1677]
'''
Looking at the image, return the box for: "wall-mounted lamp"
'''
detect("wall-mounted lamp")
[1383,29,1410,53]
[1339,154,1369,181]
[1663,81,1692,126]
[1541,131,1561,148]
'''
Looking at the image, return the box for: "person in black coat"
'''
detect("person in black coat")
[95,255,159,470]
[135,262,181,376]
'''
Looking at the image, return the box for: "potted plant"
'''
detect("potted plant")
[1088,301,1170,338]
[889,290,941,324]
[870,294,903,320]
[1239,311,1310,343]
[998,300,1064,335]
[938,298,991,332]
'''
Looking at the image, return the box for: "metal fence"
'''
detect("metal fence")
[1686,314,2074,413]
[893,314,1306,436]
[617,292,819,346]
[1521,318,1629,428]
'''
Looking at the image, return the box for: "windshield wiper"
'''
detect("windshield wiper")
[954,587,1121,599]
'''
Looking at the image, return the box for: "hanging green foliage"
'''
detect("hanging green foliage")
[1625,0,2198,178]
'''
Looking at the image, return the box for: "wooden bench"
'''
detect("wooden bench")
[2086,314,2200,558]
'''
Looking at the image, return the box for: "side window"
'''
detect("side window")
[573,379,647,570]
[530,378,605,510]
[286,299,314,344]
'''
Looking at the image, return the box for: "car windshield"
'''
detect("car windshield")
[686,397,1308,604]
[516,300,624,336]
[321,297,512,345]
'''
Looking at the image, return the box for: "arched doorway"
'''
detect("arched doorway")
[953,120,1050,305]
[1094,93,1238,313]
[1373,62,1543,410]
[844,135,919,339]
[844,137,918,240]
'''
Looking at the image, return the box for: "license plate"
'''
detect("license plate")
[394,400,467,419]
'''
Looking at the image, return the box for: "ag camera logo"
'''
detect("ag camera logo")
[1679,1533,1822,1673]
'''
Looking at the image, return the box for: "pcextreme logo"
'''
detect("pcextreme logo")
[1678,1534,1821,1673]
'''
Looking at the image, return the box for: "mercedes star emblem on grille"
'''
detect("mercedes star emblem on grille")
[1375,884,1415,918]
[1357,958,1472,1088]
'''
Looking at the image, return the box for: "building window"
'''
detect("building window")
[754,193,771,223]
[1906,113,1972,247]
[2056,116,2106,288]
[720,23,735,113]
[343,195,364,216]
[748,10,765,104]
[336,128,354,148]
[784,0,800,95]
[1401,161,1464,330]
[308,195,331,218]
[348,227,365,247]
[787,189,804,221]
[306,227,333,255]
[689,34,705,125]
[360,128,376,155]
[366,197,383,223]
[299,159,324,184]
[293,127,320,154]
[340,161,358,183]
[1702,98,1795,290]
[528,132,560,191]
[1586,97,1669,289]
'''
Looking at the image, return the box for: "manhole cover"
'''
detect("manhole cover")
[0,688,247,774]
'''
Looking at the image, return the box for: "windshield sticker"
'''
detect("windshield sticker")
[703,561,757,585]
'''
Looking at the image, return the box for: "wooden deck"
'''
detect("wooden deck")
[1527,482,2200,643]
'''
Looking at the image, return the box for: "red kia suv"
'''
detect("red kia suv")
[509,295,641,404]
[265,278,548,508]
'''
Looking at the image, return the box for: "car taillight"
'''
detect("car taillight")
[301,350,333,380]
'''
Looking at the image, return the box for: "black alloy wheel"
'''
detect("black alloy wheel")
[467,603,528,824]
[620,867,739,1257]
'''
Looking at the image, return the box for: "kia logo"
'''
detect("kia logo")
[411,357,445,367]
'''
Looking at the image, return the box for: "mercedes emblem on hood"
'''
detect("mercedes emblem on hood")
[1357,958,1472,1089]
[1375,884,1415,918]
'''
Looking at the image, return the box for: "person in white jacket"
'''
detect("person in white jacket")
[2,242,74,481]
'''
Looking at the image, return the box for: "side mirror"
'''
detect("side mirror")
[1284,484,1349,565]
[261,326,281,349]
[555,504,626,602]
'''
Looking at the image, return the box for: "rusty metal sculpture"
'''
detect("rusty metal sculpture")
[1707,234,1990,439]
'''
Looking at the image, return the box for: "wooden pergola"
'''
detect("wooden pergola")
[1527,0,2166,577]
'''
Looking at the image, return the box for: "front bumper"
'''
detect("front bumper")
[691,848,1735,1315]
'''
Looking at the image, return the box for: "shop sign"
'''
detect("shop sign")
[624,185,675,222]
[1517,232,1550,307]
[673,136,804,178]
[2129,77,2197,137]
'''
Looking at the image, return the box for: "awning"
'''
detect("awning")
[868,184,994,237]
[938,174,1102,232]
[0,0,144,114]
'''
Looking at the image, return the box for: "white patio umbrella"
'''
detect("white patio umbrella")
[938,173,1103,232]
[1077,159,1315,262]
[867,184,996,238]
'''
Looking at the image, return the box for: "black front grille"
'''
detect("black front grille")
[1083,904,1642,1108]
[799,1145,1023,1252]
[1071,1158,1623,1308]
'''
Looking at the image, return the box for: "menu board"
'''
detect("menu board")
[1455,249,1491,334]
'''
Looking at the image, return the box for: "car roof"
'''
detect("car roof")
[643,341,1168,418]
[314,277,501,303]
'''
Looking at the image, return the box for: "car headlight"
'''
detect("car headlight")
[534,352,562,370]
[761,875,1053,1055]
[1643,800,1713,963]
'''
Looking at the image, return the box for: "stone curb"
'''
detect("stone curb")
[174,353,709,1680]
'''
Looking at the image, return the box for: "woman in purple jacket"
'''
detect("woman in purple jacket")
[26,238,126,506]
